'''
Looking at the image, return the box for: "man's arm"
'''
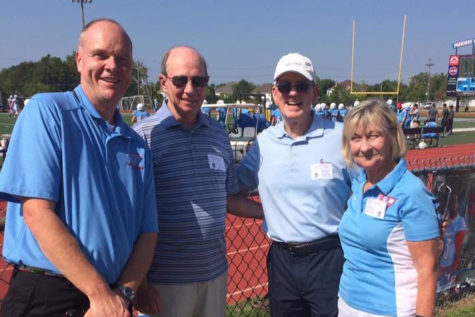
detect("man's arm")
[22,198,130,317]
[407,239,439,317]
[115,232,157,293]
[227,190,264,219]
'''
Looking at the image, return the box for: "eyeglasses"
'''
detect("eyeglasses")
[167,75,209,88]
[276,81,311,94]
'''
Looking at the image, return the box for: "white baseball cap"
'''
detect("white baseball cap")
[274,53,315,82]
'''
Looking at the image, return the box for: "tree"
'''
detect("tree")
[0,54,79,100]
[205,84,218,104]
[127,60,149,96]
[232,79,256,102]
[318,79,336,96]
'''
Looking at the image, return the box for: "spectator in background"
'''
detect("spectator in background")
[330,102,340,121]
[270,104,283,125]
[217,100,227,127]
[411,103,420,122]
[0,19,158,316]
[131,103,150,123]
[7,95,14,118]
[12,94,21,118]
[201,99,211,116]
[387,98,397,113]
[133,46,263,317]
[338,103,347,122]
[447,104,455,134]
[237,53,354,317]
[441,103,449,134]
[339,99,440,317]
[403,105,412,129]
[438,193,466,292]
[427,103,439,123]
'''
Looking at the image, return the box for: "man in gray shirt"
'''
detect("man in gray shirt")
[427,103,439,123]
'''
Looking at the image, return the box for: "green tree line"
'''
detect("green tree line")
[0,54,451,106]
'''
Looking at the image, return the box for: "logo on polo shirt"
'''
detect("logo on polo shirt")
[377,194,397,207]
[126,153,144,170]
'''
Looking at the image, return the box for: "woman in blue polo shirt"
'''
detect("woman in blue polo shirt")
[338,99,440,317]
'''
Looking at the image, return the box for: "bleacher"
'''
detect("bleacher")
[404,125,446,149]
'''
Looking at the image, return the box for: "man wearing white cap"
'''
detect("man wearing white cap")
[237,53,355,316]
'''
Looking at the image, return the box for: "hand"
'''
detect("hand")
[134,282,161,314]
[84,287,130,317]
[440,214,452,236]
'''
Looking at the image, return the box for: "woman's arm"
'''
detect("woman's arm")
[407,239,440,317]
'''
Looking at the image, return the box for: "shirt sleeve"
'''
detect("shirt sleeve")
[236,140,261,191]
[225,136,240,196]
[140,146,159,233]
[0,96,62,202]
[401,185,440,241]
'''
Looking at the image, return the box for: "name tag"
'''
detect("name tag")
[364,198,387,219]
[310,163,333,180]
[208,154,226,171]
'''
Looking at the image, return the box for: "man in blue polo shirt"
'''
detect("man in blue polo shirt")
[0,19,158,316]
[133,46,262,317]
[237,53,355,317]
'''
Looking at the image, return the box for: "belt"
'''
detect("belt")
[14,264,64,278]
[273,234,341,255]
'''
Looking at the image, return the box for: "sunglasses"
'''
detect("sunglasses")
[276,81,311,94]
[167,75,209,88]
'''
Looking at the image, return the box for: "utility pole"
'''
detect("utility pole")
[425,58,434,102]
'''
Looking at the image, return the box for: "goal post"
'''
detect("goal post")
[350,16,407,96]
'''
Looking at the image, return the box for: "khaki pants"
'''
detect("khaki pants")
[145,271,227,317]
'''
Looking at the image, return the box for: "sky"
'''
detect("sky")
[1,0,475,86]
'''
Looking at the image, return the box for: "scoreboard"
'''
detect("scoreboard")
[447,54,475,96]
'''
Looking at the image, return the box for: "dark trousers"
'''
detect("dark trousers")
[1,268,89,317]
[267,243,344,317]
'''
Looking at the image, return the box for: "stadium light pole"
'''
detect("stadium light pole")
[72,0,92,28]
[425,58,434,102]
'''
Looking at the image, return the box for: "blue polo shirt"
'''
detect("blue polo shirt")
[133,103,239,284]
[237,114,355,243]
[0,85,158,284]
[338,159,440,316]
[133,110,150,122]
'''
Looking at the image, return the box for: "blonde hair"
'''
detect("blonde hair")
[342,99,407,167]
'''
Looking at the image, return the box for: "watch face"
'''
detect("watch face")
[119,285,135,301]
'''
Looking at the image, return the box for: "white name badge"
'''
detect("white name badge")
[208,154,226,171]
[310,163,333,180]
[364,198,387,219]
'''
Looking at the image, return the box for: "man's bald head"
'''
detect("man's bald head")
[78,18,132,51]
[161,46,207,77]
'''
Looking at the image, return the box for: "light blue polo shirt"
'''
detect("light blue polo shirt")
[0,85,158,284]
[237,114,355,243]
[338,159,440,316]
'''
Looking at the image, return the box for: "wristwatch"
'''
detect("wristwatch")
[116,284,136,303]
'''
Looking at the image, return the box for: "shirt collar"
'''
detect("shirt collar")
[356,158,407,195]
[74,85,130,138]
[273,110,324,140]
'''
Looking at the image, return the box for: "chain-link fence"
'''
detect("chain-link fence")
[0,145,474,315]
